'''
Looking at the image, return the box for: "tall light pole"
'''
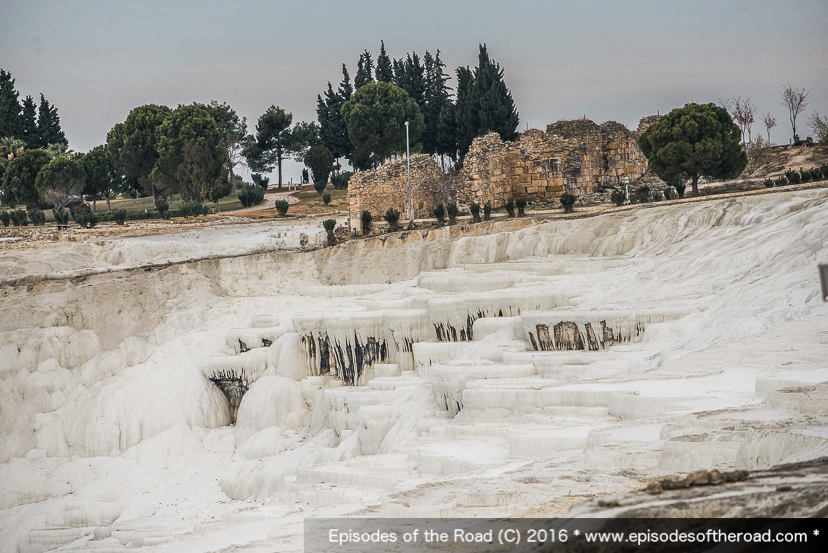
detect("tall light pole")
[405,121,412,225]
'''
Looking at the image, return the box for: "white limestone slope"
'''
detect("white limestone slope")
[1,188,828,552]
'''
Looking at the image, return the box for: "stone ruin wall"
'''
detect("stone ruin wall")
[348,154,443,235]
[458,116,658,208]
[347,116,661,232]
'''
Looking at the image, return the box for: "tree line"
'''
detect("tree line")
[316,43,519,171]
[0,69,67,151]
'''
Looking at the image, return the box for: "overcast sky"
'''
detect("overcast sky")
[2,0,826,182]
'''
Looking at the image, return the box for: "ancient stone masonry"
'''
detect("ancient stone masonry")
[458,116,658,208]
[348,154,443,235]
[347,116,660,230]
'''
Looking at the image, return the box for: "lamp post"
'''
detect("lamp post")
[406,121,412,225]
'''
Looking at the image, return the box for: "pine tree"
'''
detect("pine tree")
[20,96,38,148]
[0,69,23,140]
[375,41,393,83]
[36,94,67,147]
[472,44,519,143]
[354,50,374,90]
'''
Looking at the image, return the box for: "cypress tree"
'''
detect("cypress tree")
[0,69,23,140]
[436,103,458,163]
[337,64,353,102]
[453,45,519,162]
[354,50,374,90]
[20,96,38,148]
[422,50,451,156]
[472,44,519,143]
[36,94,67,147]
[375,41,393,83]
[316,66,354,163]
[399,53,426,108]
[392,58,405,87]
[454,65,476,160]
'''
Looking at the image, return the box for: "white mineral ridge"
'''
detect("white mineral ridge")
[1,189,828,552]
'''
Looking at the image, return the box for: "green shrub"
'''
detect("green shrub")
[331,171,353,190]
[322,193,331,205]
[238,186,265,207]
[179,202,207,217]
[665,187,678,200]
[763,178,774,188]
[73,204,98,228]
[383,208,401,232]
[799,168,812,183]
[113,209,127,225]
[97,212,112,222]
[251,173,269,189]
[0,211,9,227]
[433,203,445,225]
[650,190,663,202]
[559,193,576,213]
[820,164,828,180]
[274,199,289,216]
[632,186,650,204]
[515,198,527,216]
[785,169,801,184]
[483,203,492,220]
[28,209,46,226]
[10,210,27,226]
[314,179,327,195]
[52,207,70,225]
[807,167,822,181]
[323,219,337,246]
[505,199,515,217]
[470,203,481,223]
[361,210,373,234]
[775,176,788,187]
[675,182,686,198]
[446,202,459,222]
[701,187,715,196]
[610,189,626,206]
[156,198,170,219]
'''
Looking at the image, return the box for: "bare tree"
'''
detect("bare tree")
[746,135,771,174]
[743,99,757,143]
[762,113,777,143]
[403,173,429,225]
[781,83,809,141]
[729,96,757,145]
[432,172,461,206]
[808,112,828,144]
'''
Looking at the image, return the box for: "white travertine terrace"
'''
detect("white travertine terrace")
[2,188,828,551]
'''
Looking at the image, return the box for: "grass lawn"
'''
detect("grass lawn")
[2,184,347,226]
[1,193,245,224]
[240,186,348,219]
[95,194,244,216]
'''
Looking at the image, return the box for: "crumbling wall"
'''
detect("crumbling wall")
[347,155,442,235]
[347,116,659,220]
[457,116,655,209]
